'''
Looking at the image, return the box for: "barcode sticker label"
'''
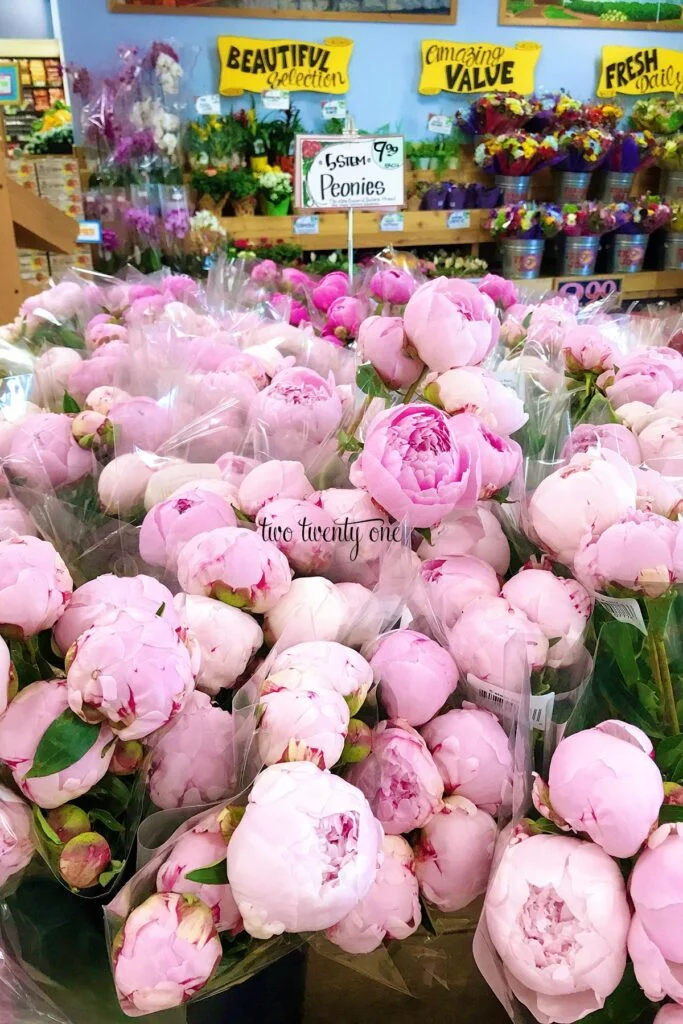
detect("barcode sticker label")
[465,677,555,733]
[596,595,647,635]
[530,693,555,732]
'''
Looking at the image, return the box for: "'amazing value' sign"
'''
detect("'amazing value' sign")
[597,46,683,97]
[419,41,541,96]
[296,135,405,211]
[218,36,353,95]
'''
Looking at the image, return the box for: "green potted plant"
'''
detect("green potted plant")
[226,169,259,216]
[264,108,305,175]
[257,171,293,216]
[190,168,232,216]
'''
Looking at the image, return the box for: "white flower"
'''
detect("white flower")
[156,53,183,95]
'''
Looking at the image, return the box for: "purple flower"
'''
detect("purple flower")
[102,229,120,253]
[125,207,158,239]
[164,209,191,240]
[145,41,180,69]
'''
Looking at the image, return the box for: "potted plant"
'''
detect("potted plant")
[190,168,232,217]
[257,171,293,216]
[226,169,259,216]
[264,108,305,175]
[407,142,432,172]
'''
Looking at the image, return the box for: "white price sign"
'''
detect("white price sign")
[428,113,453,135]
[447,210,471,229]
[380,212,404,231]
[262,89,290,110]
[293,214,320,235]
[195,94,221,115]
[321,99,347,120]
[296,134,405,211]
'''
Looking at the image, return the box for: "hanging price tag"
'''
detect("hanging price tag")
[596,595,647,635]
[380,212,404,232]
[321,99,347,120]
[77,220,103,244]
[293,214,320,235]
[447,210,471,229]
[195,94,221,116]
[427,113,453,135]
[262,90,290,110]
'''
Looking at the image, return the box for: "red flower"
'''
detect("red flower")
[235,239,248,249]
[302,140,322,159]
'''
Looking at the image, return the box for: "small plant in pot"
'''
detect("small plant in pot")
[226,169,259,216]
[257,171,293,216]
[190,168,232,217]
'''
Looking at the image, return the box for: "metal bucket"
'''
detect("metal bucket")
[663,232,683,271]
[501,238,545,279]
[603,171,634,203]
[495,175,531,204]
[662,171,683,203]
[562,235,600,277]
[611,233,648,274]
[558,172,591,205]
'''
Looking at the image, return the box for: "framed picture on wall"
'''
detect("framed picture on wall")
[108,0,458,25]
[498,0,682,31]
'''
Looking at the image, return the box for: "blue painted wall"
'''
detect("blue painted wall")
[0,0,53,38]
[55,0,676,137]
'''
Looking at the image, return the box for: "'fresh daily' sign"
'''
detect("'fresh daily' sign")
[295,135,405,211]
[597,46,683,97]
[419,41,541,96]
[218,36,353,95]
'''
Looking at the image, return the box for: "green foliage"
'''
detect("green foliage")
[62,392,81,414]
[581,963,655,1024]
[185,860,230,885]
[190,168,232,202]
[356,363,393,403]
[226,169,259,200]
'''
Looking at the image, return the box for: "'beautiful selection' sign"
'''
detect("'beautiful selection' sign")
[419,40,541,95]
[597,46,683,97]
[295,135,405,211]
[218,36,353,95]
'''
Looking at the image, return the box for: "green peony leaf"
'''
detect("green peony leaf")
[25,710,101,779]
[185,859,229,886]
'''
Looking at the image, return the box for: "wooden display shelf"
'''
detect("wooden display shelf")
[220,208,491,251]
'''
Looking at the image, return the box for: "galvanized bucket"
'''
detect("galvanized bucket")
[663,232,683,271]
[611,233,648,274]
[562,235,600,277]
[603,171,634,203]
[662,171,683,203]
[495,175,531,205]
[558,172,591,205]
[501,238,545,279]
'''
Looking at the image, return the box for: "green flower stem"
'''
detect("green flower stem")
[341,393,373,450]
[402,367,428,405]
[647,629,680,736]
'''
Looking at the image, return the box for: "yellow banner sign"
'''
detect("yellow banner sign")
[419,41,541,96]
[218,36,352,96]
[597,46,683,97]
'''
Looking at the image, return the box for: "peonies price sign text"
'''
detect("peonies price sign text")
[419,40,541,96]
[295,134,405,211]
[218,36,353,96]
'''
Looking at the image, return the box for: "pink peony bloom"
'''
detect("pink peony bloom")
[140,488,237,572]
[174,594,262,695]
[177,526,292,613]
[528,451,637,565]
[349,404,478,529]
[0,783,34,886]
[257,685,349,769]
[226,761,382,938]
[281,266,312,294]
[54,573,176,655]
[256,497,336,574]
[562,325,616,374]
[369,629,458,727]
[237,460,313,518]
[67,607,197,741]
[265,640,373,716]
[251,259,279,285]
[249,367,343,456]
[574,510,683,598]
[561,422,642,466]
[335,581,385,649]
[6,413,93,490]
[605,348,683,409]
[107,397,173,456]
[347,720,444,834]
[0,536,72,638]
[418,555,500,630]
[310,487,391,586]
[525,302,577,354]
[449,413,522,500]
[417,504,510,575]
[264,576,347,647]
[478,274,518,310]
[21,281,89,332]
[502,567,593,669]
[654,1008,683,1024]
[216,453,258,489]
[485,834,630,1024]
[638,416,683,477]
[629,914,683,1008]
[325,835,421,954]
[30,347,83,410]
[147,691,235,809]
[98,452,154,517]
[156,826,241,934]
[84,315,128,351]
[67,341,129,405]
[325,296,368,341]
[174,370,258,463]
[630,823,683,969]
[404,278,499,372]
[0,678,113,808]
[427,366,527,437]
[0,498,37,541]
[357,316,425,390]
[370,268,416,305]
[312,271,349,312]
[113,892,222,1015]
[421,706,512,813]
[414,795,496,911]
[546,721,663,858]
[449,595,548,693]
[634,466,683,518]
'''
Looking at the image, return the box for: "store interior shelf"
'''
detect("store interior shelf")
[220,208,491,250]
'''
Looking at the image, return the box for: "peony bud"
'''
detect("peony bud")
[110,740,144,777]
[46,805,91,844]
[59,831,111,889]
[340,719,372,765]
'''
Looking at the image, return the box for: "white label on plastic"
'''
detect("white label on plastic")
[427,113,453,135]
[380,212,404,232]
[262,89,290,110]
[321,99,346,120]
[529,693,555,733]
[447,210,471,230]
[596,595,647,635]
[465,676,555,732]
[195,94,221,115]
[293,214,319,235]
[77,220,102,244]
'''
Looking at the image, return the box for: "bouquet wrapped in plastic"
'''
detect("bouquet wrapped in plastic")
[488,203,563,240]
[560,201,618,237]
[607,130,658,173]
[474,133,562,177]
[611,195,673,235]
[456,92,533,138]
[556,126,613,173]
